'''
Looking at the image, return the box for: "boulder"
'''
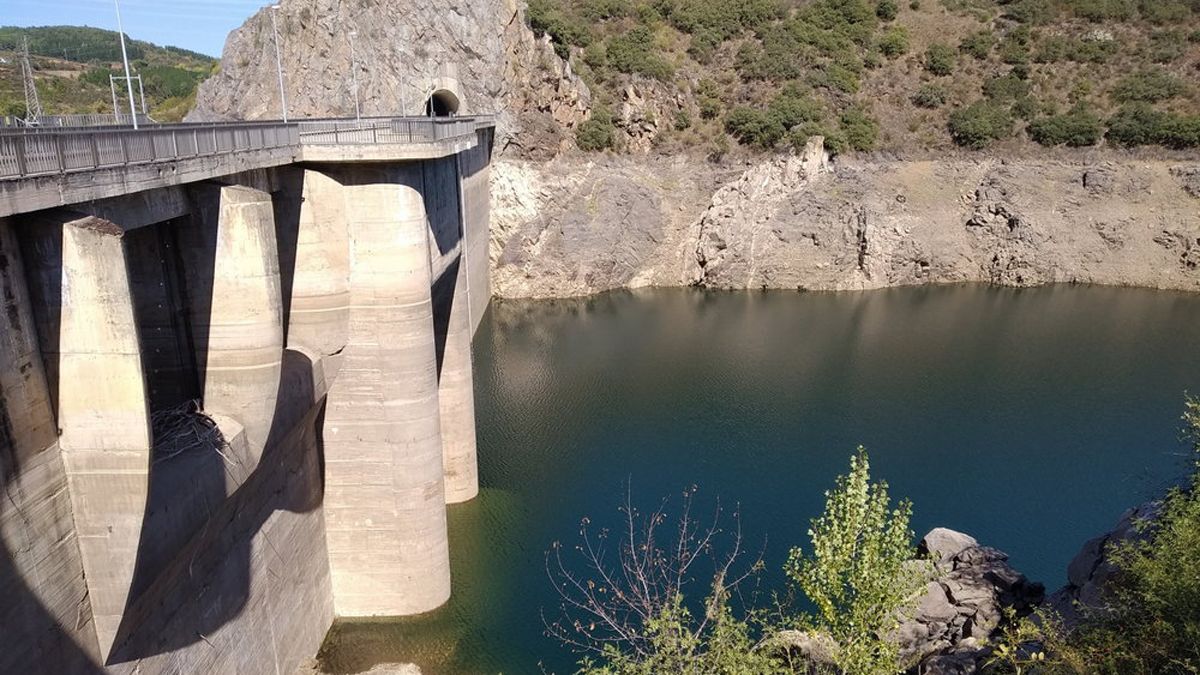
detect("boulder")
[920,528,980,565]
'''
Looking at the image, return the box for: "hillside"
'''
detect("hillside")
[0,26,216,123]
[528,0,1200,155]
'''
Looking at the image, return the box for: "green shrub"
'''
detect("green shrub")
[1107,102,1169,146]
[785,449,929,675]
[1004,0,1060,24]
[983,73,1032,102]
[1139,0,1194,23]
[577,107,617,151]
[912,83,949,108]
[949,101,1014,148]
[1146,30,1189,63]
[840,106,880,151]
[607,27,675,80]
[1111,68,1186,103]
[877,0,900,20]
[790,122,848,154]
[674,110,692,131]
[1028,103,1104,146]
[528,0,593,58]
[1069,0,1135,22]
[878,26,911,57]
[726,88,826,148]
[960,30,995,59]
[580,0,632,20]
[924,43,957,75]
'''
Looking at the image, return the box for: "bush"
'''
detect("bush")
[674,110,692,131]
[726,88,826,148]
[528,0,592,58]
[876,0,900,20]
[1146,30,1189,64]
[607,27,675,80]
[924,43,957,75]
[912,83,949,108]
[785,449,929,675]
[1069,0,1136,22]
[878,26,910,57]
[1028,104,1104,146]
[840,106,880,151]
[576,107,616,151]
[983,73,1031,102]
[949,101,1014,148]
[1111,68,1186,103]
[960,30,995,59]
[1103,103,1200,148]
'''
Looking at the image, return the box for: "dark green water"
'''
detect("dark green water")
[320,285,1200,674]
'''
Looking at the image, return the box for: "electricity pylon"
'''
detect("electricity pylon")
[20,36,43,125]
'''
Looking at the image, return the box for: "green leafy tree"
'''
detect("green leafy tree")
[785,449,929,675]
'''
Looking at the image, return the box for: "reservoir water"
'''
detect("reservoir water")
[318,285,1200,674]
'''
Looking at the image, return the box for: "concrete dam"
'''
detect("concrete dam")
[0,115,495,673]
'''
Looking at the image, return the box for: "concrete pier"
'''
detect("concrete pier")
[55,214,152,658]
[287,169,350,365]
[184,184,284,463]
[436,258,479,503]
[323,167,451,616]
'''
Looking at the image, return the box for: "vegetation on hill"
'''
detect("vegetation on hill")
[526,0,1200,154]
[0,26,216,123]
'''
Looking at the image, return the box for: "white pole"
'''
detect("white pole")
[270,6,288,122]
[114,0,139,129]
[349,31,360,121]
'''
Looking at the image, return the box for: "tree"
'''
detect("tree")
[949,101,1013,149]
[784,449,930,675]
[545,487,781,674]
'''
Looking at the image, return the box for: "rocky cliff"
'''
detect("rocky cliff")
[188,0,590,159]
[191,1,1199,299]
[491,147,1200,298]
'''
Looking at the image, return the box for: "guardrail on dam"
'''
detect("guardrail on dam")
[0,115,495,673]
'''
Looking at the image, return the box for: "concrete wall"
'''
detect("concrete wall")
[0,215,104,674]
[0,133,493,673]
[459,127,493,334]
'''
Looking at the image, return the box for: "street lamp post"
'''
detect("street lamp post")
[113,0,139,129]
[270,5,288,122]
[349,30,361,121]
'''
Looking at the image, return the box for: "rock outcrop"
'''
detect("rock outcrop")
[491,150,1200,298]
[1045,500,1161,627]
[768,528,1044,675]
[902,529,1045,673]
[188,0,590,158]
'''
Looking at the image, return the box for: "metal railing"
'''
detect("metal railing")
[0,123,299,179]
[0,113,157,129]
[0,116,495,180]
[297,117,483,145]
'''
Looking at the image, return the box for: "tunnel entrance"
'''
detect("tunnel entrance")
[425,89,460,117]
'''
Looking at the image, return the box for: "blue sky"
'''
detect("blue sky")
[3,0,267,57]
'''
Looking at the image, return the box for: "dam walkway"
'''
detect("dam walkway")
[0,115,492,217]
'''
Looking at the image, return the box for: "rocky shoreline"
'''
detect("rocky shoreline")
[490,145,1200,300]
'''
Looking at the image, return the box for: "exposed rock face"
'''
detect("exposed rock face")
[767,528,1043,675]
[188,0,590,158]
[901,530,1045,672]
[1046,500,1161,626]
[491,151,1200,298]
